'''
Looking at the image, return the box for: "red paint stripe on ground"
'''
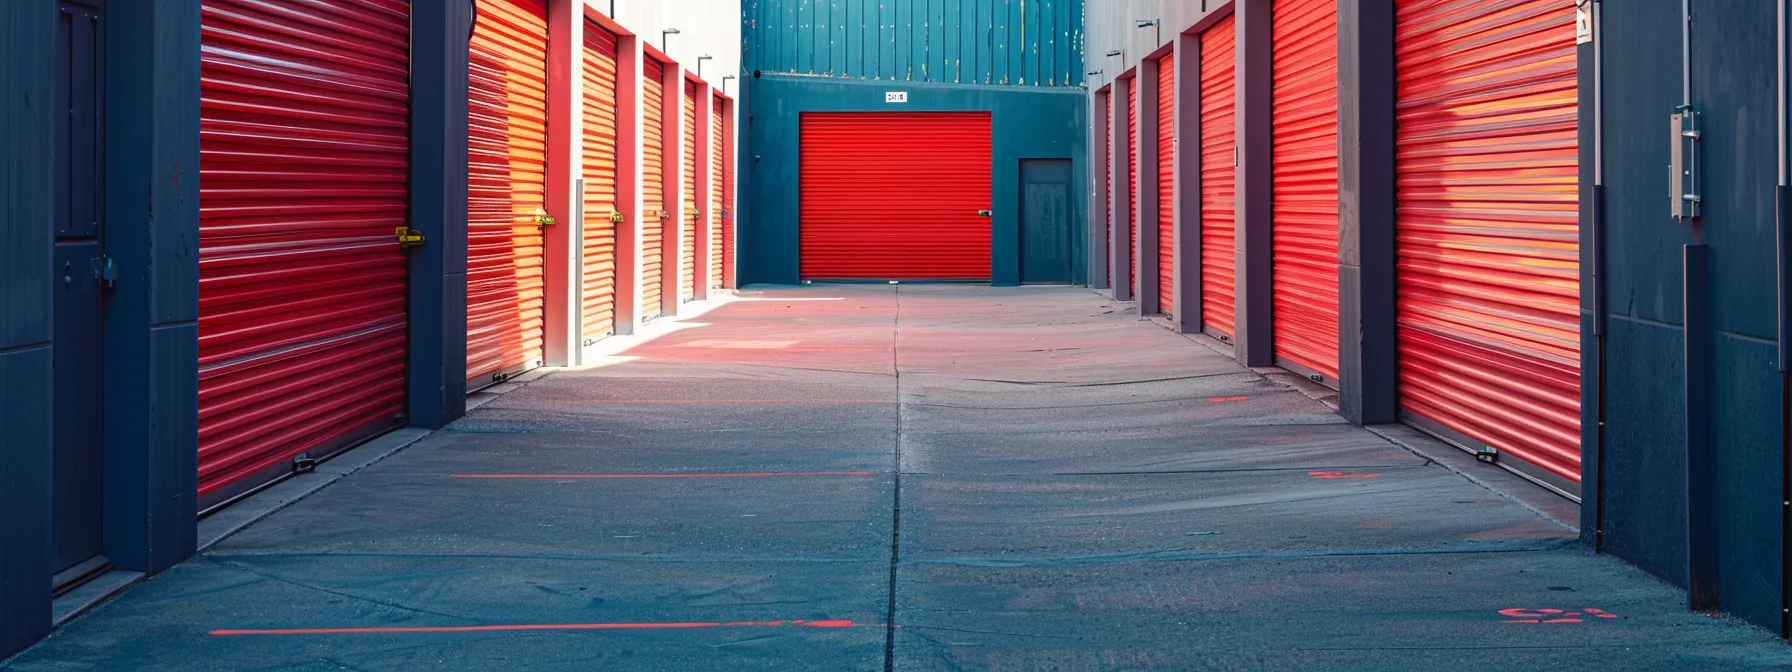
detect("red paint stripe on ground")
[1309,471,1380,479]
[451,471,879,479]
[211,620,860,636]
[1207,396,1249,403]
[582,399,888,404]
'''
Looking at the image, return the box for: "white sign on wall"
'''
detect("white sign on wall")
[885,91,908,103]
[1576,0,1593,45]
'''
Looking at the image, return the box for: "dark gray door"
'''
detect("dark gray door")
[1020,159,1072,284]
[52,0,108,588]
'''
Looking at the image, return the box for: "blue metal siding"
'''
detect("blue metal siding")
[741,76,1086,287]
[746,0,1083,86]
[0,0,58,659]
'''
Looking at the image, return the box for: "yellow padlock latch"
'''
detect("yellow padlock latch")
[396,226,425,249]
[610,211,626,224]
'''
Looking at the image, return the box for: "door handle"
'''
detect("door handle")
[976,210,993,217]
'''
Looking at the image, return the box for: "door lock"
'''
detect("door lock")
[396,226,426,249]
[976,209,993,217]
[91,256,116,288]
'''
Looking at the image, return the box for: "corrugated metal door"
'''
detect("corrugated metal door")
[800,112,993,279]
[467,0,548,385]
[641,57,666,318]
[722,99,736,288]
[710,96,724,288]
[1103,90,1112,266]
[581,21,619,342]
[197,0,410,506]
[1156,53,1175,316]
[1272,0,1340,381]
[1394,0,1579,492]
[1127,79,1139,296]
[680,79,698,302]
[1201,15,1238,338]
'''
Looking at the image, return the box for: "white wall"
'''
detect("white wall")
[597,0,744,96]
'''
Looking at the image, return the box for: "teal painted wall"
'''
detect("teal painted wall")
[740,75,1087,286]
[743,0,1083,86]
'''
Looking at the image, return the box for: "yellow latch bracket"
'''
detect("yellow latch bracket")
[396,226,425,249]
[533,207,556,227]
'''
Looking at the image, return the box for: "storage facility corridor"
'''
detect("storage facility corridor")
[6,286,1788,671]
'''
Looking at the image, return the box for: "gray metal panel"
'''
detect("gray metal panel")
[1232,0,1273,366]
[1089,90,1110,290]
[1139,57,1161,314]
[1110,78,1132,300]
[1336,0,1396,425]
[1174,31,1202,333]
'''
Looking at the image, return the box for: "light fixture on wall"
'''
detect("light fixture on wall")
[662,27,680,54]
[1136,19,1160,47]
[697,54,713,78]
[722,74,737,95]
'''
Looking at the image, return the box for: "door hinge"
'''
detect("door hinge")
[396,226,426,249]
[91,256,116,288]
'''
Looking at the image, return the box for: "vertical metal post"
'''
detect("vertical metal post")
[1686,243,1717,611]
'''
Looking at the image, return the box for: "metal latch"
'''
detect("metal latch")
[292,452,317,473]
[396,226,425,249]
[1671,106,1700,221]
[1475,446,1500,465]
[610,211,626,224]
[91,256,116,288]
[534,207,556,227]
[976,209,993,217]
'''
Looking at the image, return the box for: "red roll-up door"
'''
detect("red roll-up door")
[1127,78,1139,296]
[581,21,620,342]
[710,96,725,288]
[1157,53,1175,316]
[720,98,736,288]
[1272,0,1341,381]
[197,0,410,507]
[467,0,547,385]
[641,57,666,318]
[681,79,698,302]
[1201,15,1238,338]
[800,112,993,280]
[1394,0,1579,493]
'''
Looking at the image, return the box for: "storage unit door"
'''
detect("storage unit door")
[581,21,620,342]
[710,96,725,288]
[800,112,993,280]
[1128,80,1139,296]
[641,57,666,317]
[1272,0,1340,381]
[722,101,736,288]
[1200,16,1238,338]
[1104,91,1112,266]
[467,0,548,385]
[1156,53,1175,316]
[1394,0,1579,493]
[197,0,411,507]
[681,79,698,301]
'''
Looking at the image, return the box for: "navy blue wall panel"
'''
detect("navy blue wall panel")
[741,76,1086,286]
[0,0,57,659]
[408,0,474,428]
[1600,316,1690,583]
[103,0,202,572]
[1711,335,1783,628]
[746,0,1082,86]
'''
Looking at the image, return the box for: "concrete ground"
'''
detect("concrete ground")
[6,285,1792,671]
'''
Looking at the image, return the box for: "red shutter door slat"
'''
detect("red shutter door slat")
[1104,91,1112,259]
[1128,80,1138,295]
[1394,0,1580,488]
[1157,53,1175,316]
[641,58,666,318]
[721,100,736,288]
[197,0,411,505]
[799,112,993,280]
[581,22,620,341]
[1272,0,1341,380]
[710,96,725,288]
[1201,16,1237,338]
[467,0,548,384]
[681,80,698,301]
